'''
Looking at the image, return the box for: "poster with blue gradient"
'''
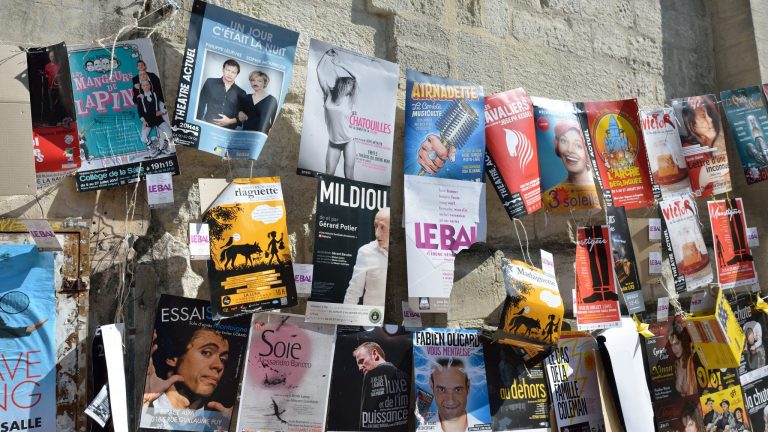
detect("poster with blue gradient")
[413,328,492,431]
[0,245,55,432]
[532,97,600,212]
[68,38,179,191]
[720,86,768,184]
[172,0,298,160]
[404,69,485,181]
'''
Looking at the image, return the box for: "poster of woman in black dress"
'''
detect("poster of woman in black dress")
[237,70,278,134]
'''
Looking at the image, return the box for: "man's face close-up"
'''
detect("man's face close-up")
[222,65,239,85]
[171,329,229,397]
[354,347,378,374]
[374,215,390,252]
[432,366,469,421]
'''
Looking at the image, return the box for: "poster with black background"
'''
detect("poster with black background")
[483,339,549,432]
[606,206,644,313]
[306,175,390,326]
[326,325,412,432]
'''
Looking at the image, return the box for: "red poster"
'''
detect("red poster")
[575,226,621,330]
[707,198,757,289]
[484,88,541,218]
[582,99,655,210]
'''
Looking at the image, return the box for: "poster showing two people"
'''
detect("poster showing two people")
[68,38,179,191]
[172,0,298,160]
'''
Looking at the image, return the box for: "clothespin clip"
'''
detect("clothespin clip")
[633,314,654,338]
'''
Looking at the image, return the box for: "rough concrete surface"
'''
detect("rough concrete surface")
[2,0,768,426]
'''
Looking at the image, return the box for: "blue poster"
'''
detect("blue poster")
[413,328,492,431]
[172,0,298,160]
[0,245,55,431]
[404,69,485,181]
[720,86,768,185]
[68,38,180,191]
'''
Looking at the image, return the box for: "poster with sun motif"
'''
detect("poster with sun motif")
[581,99,655,210]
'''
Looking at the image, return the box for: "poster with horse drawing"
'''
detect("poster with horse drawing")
[203,177,297,318]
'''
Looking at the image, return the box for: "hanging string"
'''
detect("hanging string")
[512,218,532,265]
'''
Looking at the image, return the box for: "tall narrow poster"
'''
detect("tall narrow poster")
[707,198,757,289]
[544,333,605,432]
[532,97,600,212]
[297,39,399,186]
[236,313,336,432]
[404,69,485,181]
[659,194,713,292]
[413,328,492,431]
[306,175,390,326]
[606,206,644,313]
[404,175,486,313]
[139,295,250,431]
[484,88,541,218]
[640,108,692,198]
[68,38,179,191]
[0,245,55,432]
[172,0,298,159]
[670,94,732,198]
[326,325,413,432]
[720,86,768,184]
[575,226,621,330]
[203,177,297,317]
[483,340,549,432]
[581,99,655,210]
[26,42,80,189]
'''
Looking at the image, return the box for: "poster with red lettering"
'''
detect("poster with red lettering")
[404,175,486,313]
[575,226,621,331]
[582,99,655,210]
[640,108,692,199]
[0,245,55,432]
[707,198,757,289]
[659,194,713,292]
[484,88,541,218]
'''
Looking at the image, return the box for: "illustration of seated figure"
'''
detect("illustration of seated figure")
[657,154,679,177]
[681,241,704,268]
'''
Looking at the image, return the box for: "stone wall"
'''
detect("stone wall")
[2,0,768,424]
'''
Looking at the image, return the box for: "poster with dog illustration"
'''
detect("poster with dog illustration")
[203,177,297,318]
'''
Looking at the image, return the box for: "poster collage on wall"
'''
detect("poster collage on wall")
[7,0,768,431]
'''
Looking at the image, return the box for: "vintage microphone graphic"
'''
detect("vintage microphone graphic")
[419,100,479,175]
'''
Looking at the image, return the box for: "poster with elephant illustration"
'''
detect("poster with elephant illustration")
[203,177,297,318]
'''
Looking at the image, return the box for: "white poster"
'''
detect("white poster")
[297,39,399,186]
[404,176,486,313]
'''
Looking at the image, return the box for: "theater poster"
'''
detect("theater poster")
[484,88,540,218]
[0,245,55,432]
[236,313,336,432]
[659,194,713,292]
[326,325,412,432]
[640,108,692,198]
[531,96,601,212]
[413,329,492,431]
[707,198,757,289]
[575,226,621,331]
[306,175,390,326]
[297,39,399,186]
[26,42,80,189]
[140,295,250,431]
[720,86,768,185]
[544,333,605,432]
[172,0,298,159]
[606,206,645,314]
[404,175,486,313]
[404,69,485,181]
[670,94,732,198]
[68,38,179,191]
[482,340,549,432]
[581,99,655,210]
[203,177,297,318]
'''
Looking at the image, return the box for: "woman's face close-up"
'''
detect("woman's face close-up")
[556,129,588,175]
[250,76,266,92]
[692,107,717,145]
[669,333,683,358]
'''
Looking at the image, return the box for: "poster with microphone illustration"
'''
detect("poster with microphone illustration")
[484,88,541,218]
[404,69,485,181]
